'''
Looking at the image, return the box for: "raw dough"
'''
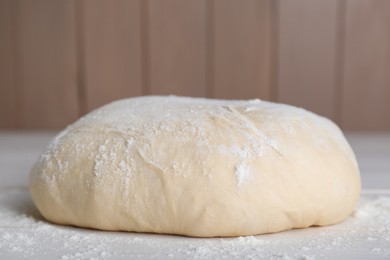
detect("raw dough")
[29,96,361,237]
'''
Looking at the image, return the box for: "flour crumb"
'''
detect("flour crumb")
[235,162,252,186]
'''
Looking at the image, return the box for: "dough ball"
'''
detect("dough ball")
[29,96,361,237]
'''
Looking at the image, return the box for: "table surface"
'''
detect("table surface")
[1,131,389,259]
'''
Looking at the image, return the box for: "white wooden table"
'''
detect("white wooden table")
[1,132,389,259]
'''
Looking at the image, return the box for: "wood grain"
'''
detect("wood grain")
[341,0,390,131]
[148,0,207,96]
[213,0,272,100]
[16,0,79,128]
[1,0,390,131]
[81,0,143,112]
[0,0,16,128]
[277,0,339,120]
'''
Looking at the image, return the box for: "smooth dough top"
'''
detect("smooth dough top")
[30,96,361,237]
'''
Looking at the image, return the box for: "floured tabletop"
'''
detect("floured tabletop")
[0,188,390,259]
[0,132,389,259]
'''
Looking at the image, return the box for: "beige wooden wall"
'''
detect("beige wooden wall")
[1,0,390,131]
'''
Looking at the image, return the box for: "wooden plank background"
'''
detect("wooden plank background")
[81,0,143,112]
[148,0,207,97]
[213,0,272,100]
[0,0,389,131]
[16,0,80,128]
[0,0,16,128]
[341,0,390,131]
[277,0,339,122]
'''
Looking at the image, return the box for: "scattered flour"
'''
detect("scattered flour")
[1,188,389,259]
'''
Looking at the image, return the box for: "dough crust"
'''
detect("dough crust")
[30,96,361,237]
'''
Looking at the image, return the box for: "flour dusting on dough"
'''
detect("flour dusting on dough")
[235,162,251,186]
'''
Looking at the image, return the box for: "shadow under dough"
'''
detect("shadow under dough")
[0,187,44,223]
